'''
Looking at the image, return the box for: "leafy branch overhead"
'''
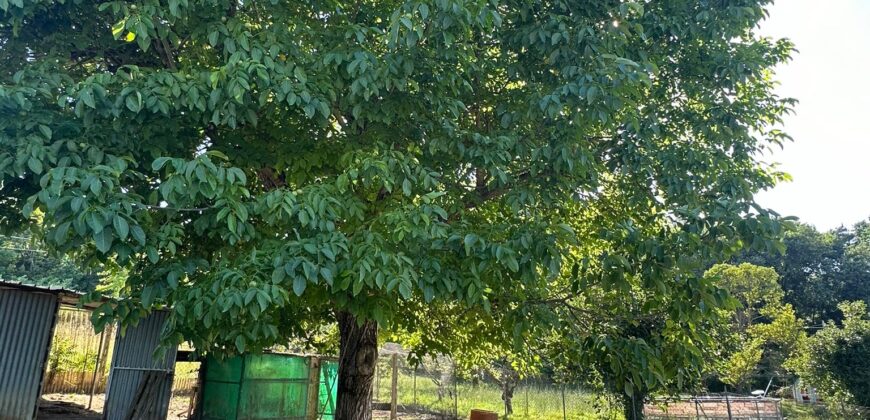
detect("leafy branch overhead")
[1,0,792,397]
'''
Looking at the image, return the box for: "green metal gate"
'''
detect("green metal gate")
[201,353,337,420]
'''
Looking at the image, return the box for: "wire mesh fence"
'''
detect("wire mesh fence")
[371,353,620,419]
[644,394,783,419]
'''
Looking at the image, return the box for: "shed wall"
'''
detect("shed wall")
[0,289,58,420]
[103,311,177,420]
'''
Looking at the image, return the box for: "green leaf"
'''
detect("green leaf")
[167,271,179,289]
[38,125,52,139]
[113,216,129,240]
[129,225,145,246]
[586,86,599,105]
[464,234,477,255]
[321,267,334,285]
[111,20,126,39]
[87,212,104,233]
[272,267,285,283]
[125,92,142,113]
[505,255,519,272]
[235,335,246,353]
[152,157,171,171]
[398,282,411,299]
[141,286,156,307]
[146,246,159,263]
[81,89,95,108]
[293,277,306,296]
[256,292,270,312]
[27,157,42,174]
[94,228,113,253]
[54,222,71,244]
[168,0,179,16]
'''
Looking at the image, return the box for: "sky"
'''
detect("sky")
[754,0,870,231]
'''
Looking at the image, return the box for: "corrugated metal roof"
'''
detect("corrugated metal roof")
[103,311,178,420]
[0,279,81,294]
[0,288,59,420]
[0,280,104,309]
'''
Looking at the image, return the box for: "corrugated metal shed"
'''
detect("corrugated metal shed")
[0,286,60,420]
[103,311,178,420]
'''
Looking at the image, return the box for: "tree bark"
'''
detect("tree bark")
[622,388,646,420]
[502,382,515,414]
[336,311,378,420]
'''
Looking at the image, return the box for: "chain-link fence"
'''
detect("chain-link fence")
[371,353,620,419]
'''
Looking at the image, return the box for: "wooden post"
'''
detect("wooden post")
[725,394,733,420]
[413,366,417,406]
[390,354,398,419]
[525,381,529,415]
[561,386,567,420]
[306,356,322,420]
[190,357,208,419]
[375,359,381,401]
[453,363,458,418]
[87,328,106,410]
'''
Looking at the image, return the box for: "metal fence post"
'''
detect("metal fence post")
[390,354,398,420]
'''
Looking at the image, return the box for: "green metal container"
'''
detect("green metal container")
[201,353,337,420]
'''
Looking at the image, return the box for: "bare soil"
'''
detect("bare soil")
[39,393,193,419]
[39,394,439,419]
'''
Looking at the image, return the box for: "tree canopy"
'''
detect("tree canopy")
[0,1,792,418]
[787,301,870,409]
[704,263,804,392]
[736,220,870,324]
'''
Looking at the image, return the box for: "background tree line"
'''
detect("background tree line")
[408,219,870,417]
[735,220,870,325]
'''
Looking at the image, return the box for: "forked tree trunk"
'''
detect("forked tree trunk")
[336,311,378,420]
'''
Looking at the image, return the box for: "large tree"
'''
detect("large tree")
[0,1,792,418]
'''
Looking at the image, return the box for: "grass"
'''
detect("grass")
[780,400,870,420]
[780,401,831,419]
[371,365,622,419]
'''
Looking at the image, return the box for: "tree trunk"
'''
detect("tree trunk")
[502,383,515,414]
[622,388,646,420]
[336,311,378,420]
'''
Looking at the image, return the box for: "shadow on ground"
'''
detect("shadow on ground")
[38,398,101,419]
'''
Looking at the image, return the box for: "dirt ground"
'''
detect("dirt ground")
[372,410,441,419]
[40,394,439,419]
[39,393,194,419]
